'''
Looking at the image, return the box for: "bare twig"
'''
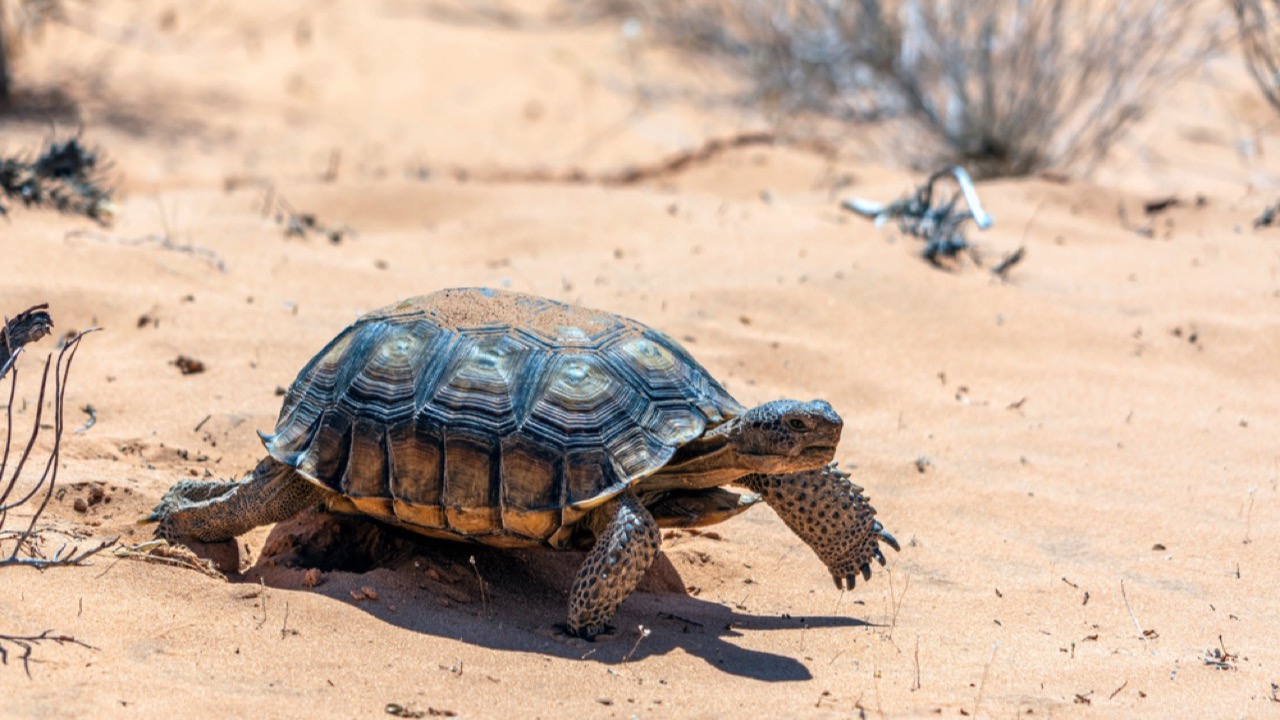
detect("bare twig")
[468,555,489,616]
[73,404,96,434]
[886,571,910,643]
[971,642,999,718]
[992,247,1026,279]
[109,540,224,579]
[1120,580,1149,651]
[65,230,228,273]
[0,630,97,678]
[912,635,921,691]
[0,309,106,568]
[1244,487,1257,544]
[622,624,651,662]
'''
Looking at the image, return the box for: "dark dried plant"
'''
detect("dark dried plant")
[606,0,1220,177]
[0,137,116,223]
[0,305,106,568]
[1235,0,1280,114]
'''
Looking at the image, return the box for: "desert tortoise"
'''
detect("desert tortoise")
[151,287,897,638]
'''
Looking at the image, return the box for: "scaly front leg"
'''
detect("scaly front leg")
[740,462,898,590]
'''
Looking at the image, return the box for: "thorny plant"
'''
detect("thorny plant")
[0,137,116,224]
[0,304,106,567]
[843,165,995,267]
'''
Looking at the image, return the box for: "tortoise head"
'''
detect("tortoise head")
[728,399,842,474]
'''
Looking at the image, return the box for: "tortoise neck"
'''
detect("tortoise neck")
[645,423,746,490]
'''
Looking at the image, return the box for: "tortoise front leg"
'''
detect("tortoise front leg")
[740,462,899,590]
[567,491,660,640]
[157,479,240,505]
[147,457,326,542]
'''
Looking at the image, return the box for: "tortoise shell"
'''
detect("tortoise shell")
[261,288,745,547]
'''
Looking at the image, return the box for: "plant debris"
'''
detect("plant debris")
[1253,198,1280,228]
[262,187,352,243]
[1202,636,1238,670]
[385,703,456,718]
[842,166,996,269]
[0,138,116,224]
[0,305,53,378]
[1,306,108,569]
[172,355,206,375]
[0,630,97,679]
[111,539,224,579]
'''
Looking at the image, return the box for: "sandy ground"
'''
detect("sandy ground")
[2,2,1279,718]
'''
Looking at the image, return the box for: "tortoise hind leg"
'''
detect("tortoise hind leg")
[148,457,326,542]
[567,491,660,639]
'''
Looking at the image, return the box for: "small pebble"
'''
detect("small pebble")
[73,498,89,513]
[361,586,379,601]
[303,568,323,588]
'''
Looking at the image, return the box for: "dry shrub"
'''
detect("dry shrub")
[1235,0,1280,113]
[0,305,104,568]
[616,0,1220,176]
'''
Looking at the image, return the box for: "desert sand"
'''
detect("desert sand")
[2,2,1279,718]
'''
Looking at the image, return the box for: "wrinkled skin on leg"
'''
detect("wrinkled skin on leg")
[740,462,899,590]
[567,491,661,639]
[148,457,326,542]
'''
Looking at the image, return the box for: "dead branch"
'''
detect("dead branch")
[0,305,52,381]
[0,630,97,679]
[442,131,822,187]
[0,304,107,568]
[109,540,225,580]
[65,230,228,273]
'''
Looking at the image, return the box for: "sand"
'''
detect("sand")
[2,2,1278,718]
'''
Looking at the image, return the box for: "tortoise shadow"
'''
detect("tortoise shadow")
[192,509,876,682]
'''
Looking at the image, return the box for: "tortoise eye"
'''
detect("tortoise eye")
[785,417,809,431]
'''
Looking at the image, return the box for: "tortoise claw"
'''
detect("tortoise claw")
[874,547,887,566]
[875,522,901,552]
[558,622,615,642]
[860,563,872,581]
[834,573,860,590]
